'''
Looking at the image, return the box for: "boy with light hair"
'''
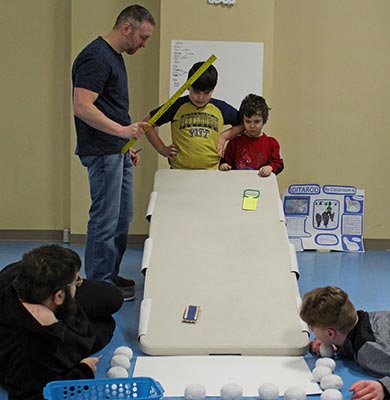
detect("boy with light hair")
[300,286,390,400]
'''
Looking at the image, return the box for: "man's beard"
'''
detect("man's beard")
[56,287,78,317]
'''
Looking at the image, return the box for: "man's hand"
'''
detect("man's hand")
[122,122,150,140]
[129,147,140,166]
[81,357,100,373]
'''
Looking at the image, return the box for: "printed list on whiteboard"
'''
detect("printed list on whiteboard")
[170,40,264,109]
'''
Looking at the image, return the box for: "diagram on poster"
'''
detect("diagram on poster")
[171,40,264,109]
[282,184,365,252]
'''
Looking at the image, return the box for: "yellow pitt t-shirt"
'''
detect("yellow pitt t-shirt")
[151,96,240,170]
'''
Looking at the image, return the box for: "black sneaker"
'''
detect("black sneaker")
[120,286,135,301]
[114,276,135,287]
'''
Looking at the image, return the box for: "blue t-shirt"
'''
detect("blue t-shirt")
[72,37,130,155]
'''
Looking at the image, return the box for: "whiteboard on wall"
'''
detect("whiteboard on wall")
[170,40,264,109]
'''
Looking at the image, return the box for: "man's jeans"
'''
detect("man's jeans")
[80,153,133,281]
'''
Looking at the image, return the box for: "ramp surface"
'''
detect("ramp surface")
[139,170,308,356]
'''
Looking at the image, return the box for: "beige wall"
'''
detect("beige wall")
[1,0,389,239]
[272,0,390,238]
[0,0,71,230]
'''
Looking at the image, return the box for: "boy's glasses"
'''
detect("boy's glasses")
[67,274,83,288]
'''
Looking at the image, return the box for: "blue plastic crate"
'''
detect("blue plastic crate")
[43,376,164,400]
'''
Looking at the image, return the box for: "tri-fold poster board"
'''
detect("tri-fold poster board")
[282,184,365,252]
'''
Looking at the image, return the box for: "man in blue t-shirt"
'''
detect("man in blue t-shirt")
[72,5,155,301]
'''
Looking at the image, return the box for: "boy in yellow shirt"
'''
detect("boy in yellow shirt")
[144,62,242,169]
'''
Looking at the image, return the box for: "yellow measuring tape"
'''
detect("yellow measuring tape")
[121,54,217,154]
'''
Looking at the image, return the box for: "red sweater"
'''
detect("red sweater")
[221,133,284,174]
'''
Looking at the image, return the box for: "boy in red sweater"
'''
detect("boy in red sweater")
[219,94,284,177]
